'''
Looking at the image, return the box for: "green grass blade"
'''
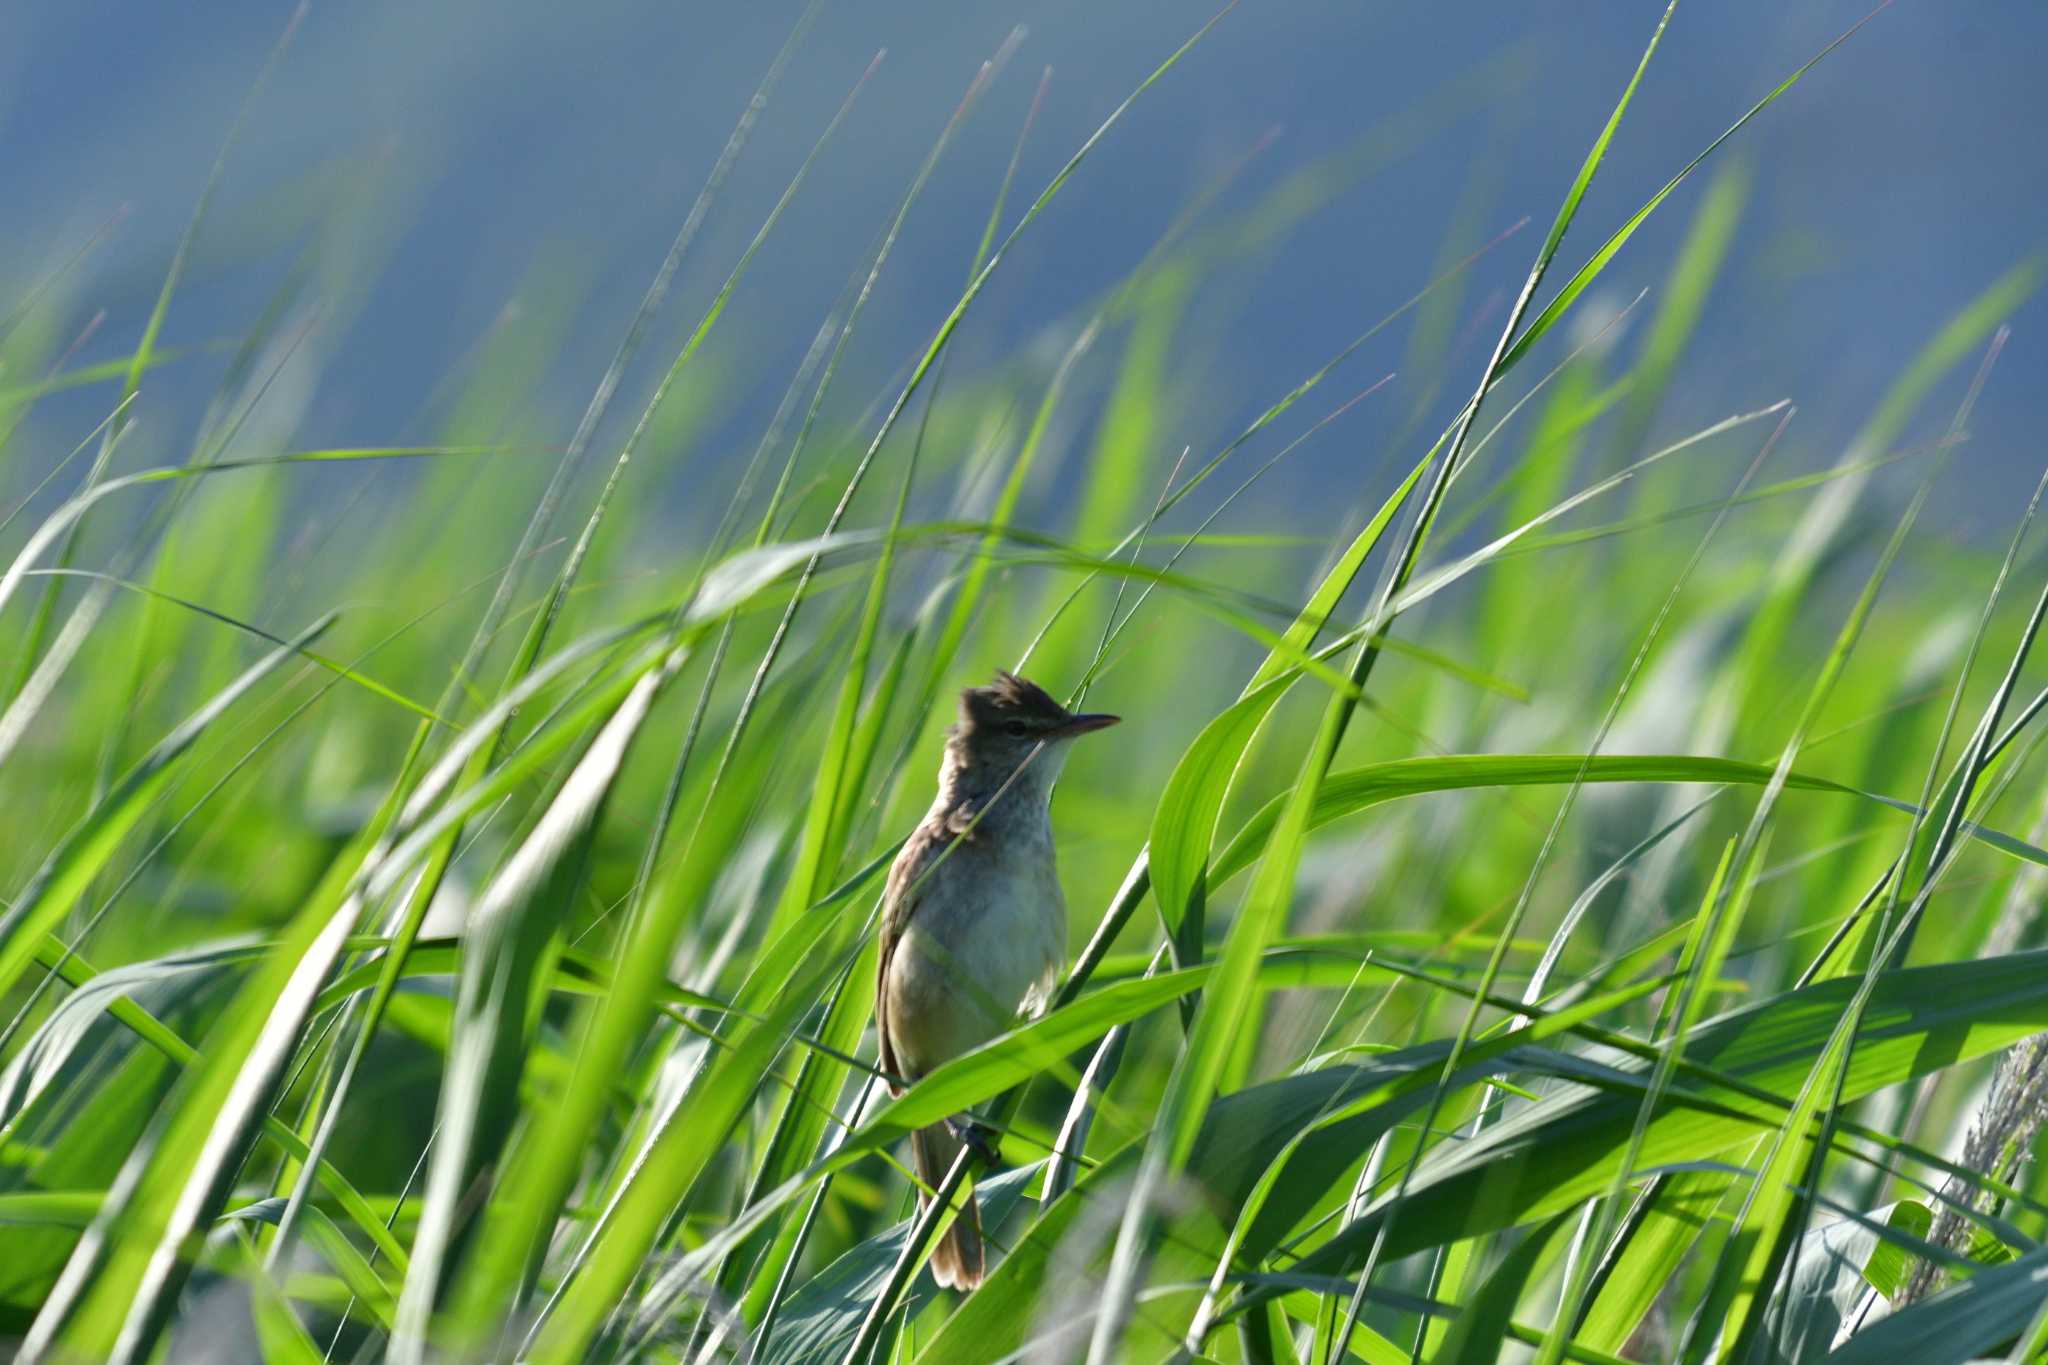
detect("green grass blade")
[1496,7,1886,379]
[386,658,683,1362]
[1232,946,2048,1308]
[0,614,335,1006]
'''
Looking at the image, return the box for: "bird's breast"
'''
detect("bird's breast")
[886,825,1065,1076]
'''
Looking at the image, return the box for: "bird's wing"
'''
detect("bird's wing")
[876,818,949,1092]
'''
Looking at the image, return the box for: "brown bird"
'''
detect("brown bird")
[875,671,1119,1290]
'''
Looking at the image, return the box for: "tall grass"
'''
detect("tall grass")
[4,4,2048,1363]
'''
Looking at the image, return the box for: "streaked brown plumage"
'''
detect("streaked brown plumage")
[875,672,1118,1290]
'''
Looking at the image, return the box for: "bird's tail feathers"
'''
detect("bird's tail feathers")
[912,1122,983,1291]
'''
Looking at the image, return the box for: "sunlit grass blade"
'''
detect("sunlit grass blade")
[0,614,335,1008]
[1149,445,1430,961]
[21,568,447,724]
[1495,5,1890,379]
[0,448,514,629]
[385,657,690,1361]
[7,936,407,1270]
[1228,946,2048,1311]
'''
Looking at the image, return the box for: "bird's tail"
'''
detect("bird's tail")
[911,1122,983,1291]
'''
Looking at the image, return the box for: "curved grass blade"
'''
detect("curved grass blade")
[1494,6,1890,379]
[1180,973,1678,1355]
[386,655,688,1362]
[1824,1240,2048,1363]
[0,939,254,1130]
[0,447,515,625]
[0,614,335,1007]
[1228,946,2048,1318]
[1148,442,1433,957]
[22,568,447,724]
[1201,753,2048,897]
[12,937,406,1270]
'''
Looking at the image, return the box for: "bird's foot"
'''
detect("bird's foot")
[947,1116,1003,1167]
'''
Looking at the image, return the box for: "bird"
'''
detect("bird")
[874,670,1119,1291]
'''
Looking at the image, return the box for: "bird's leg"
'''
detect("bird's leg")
[947,1114,1003,1167]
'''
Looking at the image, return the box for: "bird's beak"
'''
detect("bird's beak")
[1053,712,1120,738]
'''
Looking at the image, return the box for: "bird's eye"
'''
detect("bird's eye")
[1003,720,1029,738]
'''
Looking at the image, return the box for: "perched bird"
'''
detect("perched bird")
[875,671,1119,1290]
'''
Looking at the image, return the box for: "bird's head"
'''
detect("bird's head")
[950,671,1118,784]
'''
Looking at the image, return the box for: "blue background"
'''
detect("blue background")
[5,1,2044,538]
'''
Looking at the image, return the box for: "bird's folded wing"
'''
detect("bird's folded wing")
[876,818,949,1091]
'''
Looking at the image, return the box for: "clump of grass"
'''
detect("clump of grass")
[4,4,2048,1364]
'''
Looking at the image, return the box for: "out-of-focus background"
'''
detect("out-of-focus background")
[6,1,2045,537]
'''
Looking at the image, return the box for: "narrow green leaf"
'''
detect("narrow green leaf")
[1430,1213,1574,1365]
[1236,947,2048,1307]
[390,662,680,1361]
[0,615,334,1007]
